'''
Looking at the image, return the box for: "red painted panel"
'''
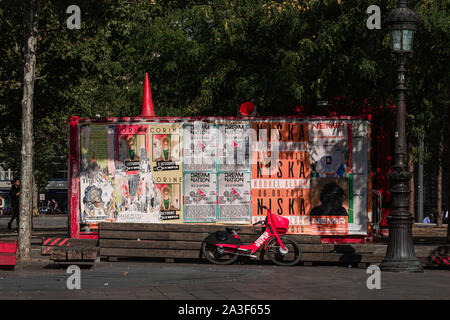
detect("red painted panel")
[78,234,98,240]
[0,253,16,266]
[0,241,17,253]
[69,116,80,239]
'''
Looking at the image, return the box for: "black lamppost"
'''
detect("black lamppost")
[379,0,422,272]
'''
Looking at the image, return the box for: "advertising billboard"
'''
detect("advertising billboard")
[70,117,370,238]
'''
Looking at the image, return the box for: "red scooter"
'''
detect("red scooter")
[202,206,302,266]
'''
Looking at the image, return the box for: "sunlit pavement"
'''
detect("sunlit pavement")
[1,260,449,300]
[1,215,449,300]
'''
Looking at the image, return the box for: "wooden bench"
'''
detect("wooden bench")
[98,222,339,264]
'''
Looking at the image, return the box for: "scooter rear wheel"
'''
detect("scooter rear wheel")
[202,242,239,265]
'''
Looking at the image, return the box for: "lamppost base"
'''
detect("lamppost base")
[379,258,423,273]
[379,214,423,273]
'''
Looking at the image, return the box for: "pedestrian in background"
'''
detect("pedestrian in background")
[442,207,448,224]
[0,195,4,215]
[422,212,435,224]
[8,178,20,230]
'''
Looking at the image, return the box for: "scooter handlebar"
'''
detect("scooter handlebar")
[252,220,265,226]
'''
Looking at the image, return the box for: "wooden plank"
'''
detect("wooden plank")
[99,222,260,234]
[99,222,322,242]
[285,235,322,244]
[82,248,98,260]
[99,230,210,241]
[298,252,324,262]
[414,247,438,258]
[254,251,322,262]
[414,245,450,258]
[298,244,327,253]
[70,239,98,248]
[100,239,203,250]
[327,244,375,254]
[360,255,384,264]
[321,244,335,253]
[252,251,299,262]
[67,248,83,260]
[373,245,387,256]
[100,247,201,259]
[51,248,67,261]
[99,230,321,244]
[99,231,270,244]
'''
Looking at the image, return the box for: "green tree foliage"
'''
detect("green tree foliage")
[0,0,448,189]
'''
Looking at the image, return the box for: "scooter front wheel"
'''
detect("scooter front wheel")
[202,242,239,265]
[265,235,302,266]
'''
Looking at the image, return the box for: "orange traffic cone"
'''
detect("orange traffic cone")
[141,73,155,117]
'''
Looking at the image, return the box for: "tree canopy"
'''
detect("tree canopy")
[0,0,448,188]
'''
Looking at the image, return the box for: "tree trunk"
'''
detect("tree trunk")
[408,144,415,222]
[18,0,40,262]
[436,132,444,227]
[447,113,450,243]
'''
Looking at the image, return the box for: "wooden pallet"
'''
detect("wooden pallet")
[50,246,99,267]
[42,237,98,256]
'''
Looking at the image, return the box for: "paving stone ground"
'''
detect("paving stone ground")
[1,215,449,300]
[1,260,449,300]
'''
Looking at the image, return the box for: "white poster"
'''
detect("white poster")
[183,122,216,172]
[218,171,251,222]
[183,172,217,222]
[217,122,251,171]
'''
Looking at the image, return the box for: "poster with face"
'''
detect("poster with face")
[79,124,115,229]
[149,123,184,223]
[183,172,217,222]
[155,183,181,221]
[305,177,349,234]
[217,172,251,222]
[152,133,180,169]
[116,126,148,172]
[309,121,349,178]
[112,125,159,223]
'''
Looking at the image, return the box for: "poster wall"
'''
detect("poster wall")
[74,118,369,236]
[149,123,183,223]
